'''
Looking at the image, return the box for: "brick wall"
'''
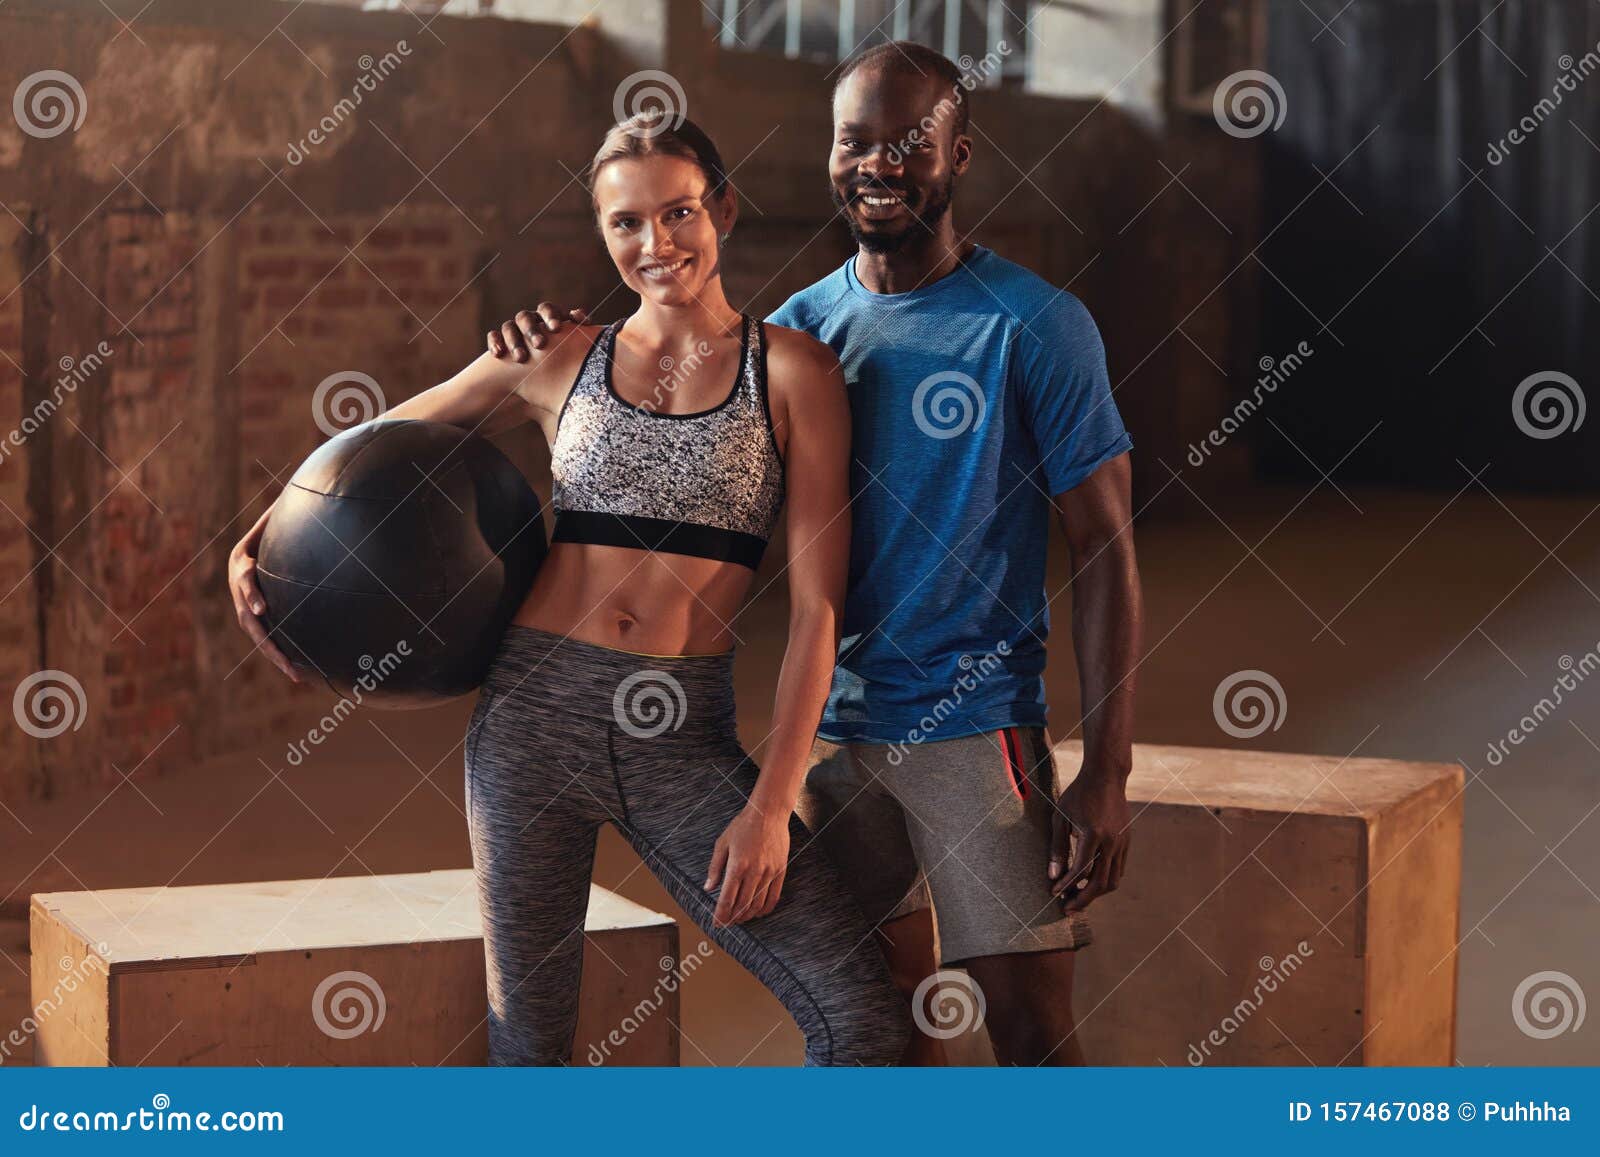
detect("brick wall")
[93,208,203,784]
[0,217,39,799]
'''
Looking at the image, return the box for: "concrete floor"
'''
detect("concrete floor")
[2,482,1596,1066]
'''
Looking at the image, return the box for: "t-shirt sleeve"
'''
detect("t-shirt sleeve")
[764,293,802,329]
[1012,293,1132,496]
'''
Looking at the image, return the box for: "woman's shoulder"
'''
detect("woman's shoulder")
[465,321,605,418]
[536,321,607,368]
[761,322,843,382]
[759,324,847,438]
[496,322,604,386]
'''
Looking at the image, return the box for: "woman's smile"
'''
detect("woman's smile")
[639,255,693,280]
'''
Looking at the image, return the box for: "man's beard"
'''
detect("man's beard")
[832,175,955,254]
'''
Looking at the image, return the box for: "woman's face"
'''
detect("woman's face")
[593,154,734,307]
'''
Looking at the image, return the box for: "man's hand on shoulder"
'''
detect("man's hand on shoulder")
[487,302,589,361]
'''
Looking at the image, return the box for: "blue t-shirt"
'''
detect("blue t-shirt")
[766,246,1132,745]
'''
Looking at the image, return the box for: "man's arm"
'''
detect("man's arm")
[1048,449,1141,912]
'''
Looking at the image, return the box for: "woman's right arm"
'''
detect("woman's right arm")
[380,348,549,435]
[227,333,585,680]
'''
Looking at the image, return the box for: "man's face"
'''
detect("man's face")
[829,67,971,254]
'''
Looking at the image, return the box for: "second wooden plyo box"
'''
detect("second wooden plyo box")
[1063,741,1463,1066]
[30,870,679,1066]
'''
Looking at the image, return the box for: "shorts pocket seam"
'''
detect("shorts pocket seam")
[1026,727,1054,799]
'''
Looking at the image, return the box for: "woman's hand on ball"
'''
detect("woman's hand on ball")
[704,804,790,926]
[486,302,587,362]
[228,506,299,683]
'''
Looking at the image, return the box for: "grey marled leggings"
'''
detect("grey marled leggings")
[464,624,910,1065]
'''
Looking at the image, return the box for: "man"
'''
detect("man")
[489,41,1141,1066]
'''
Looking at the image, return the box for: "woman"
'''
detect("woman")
[227,111,910,1066]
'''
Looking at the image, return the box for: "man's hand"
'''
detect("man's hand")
[1048,771,1132,913]
[485,302,588,362]
[704,803,791,926]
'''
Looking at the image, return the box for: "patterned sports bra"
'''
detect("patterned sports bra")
[548,314,786,570]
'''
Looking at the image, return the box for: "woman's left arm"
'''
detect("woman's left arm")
[703,332,852,926]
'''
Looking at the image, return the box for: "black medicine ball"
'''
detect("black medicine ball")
[255,419,546,708]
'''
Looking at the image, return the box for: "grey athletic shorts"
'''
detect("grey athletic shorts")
[796,726,1093,965]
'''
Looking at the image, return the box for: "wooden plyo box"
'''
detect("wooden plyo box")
[29,871,679,1066]
[1059,742,1463,1066]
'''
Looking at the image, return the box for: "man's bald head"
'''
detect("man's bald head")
[832,40,971,138]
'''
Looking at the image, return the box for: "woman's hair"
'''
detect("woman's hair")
[586,110,730,210]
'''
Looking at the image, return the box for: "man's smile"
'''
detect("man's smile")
[849,185,913,221]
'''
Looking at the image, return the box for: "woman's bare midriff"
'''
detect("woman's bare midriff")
[511,542,754,656]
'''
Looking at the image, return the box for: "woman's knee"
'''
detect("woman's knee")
[818,981,912,1066]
